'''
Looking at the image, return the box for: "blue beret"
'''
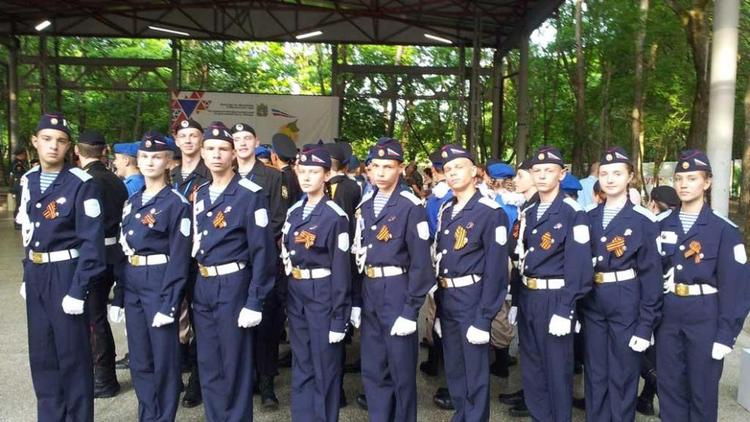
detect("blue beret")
[370,137,404,162]
[203,123,233,143]
[230,123,256,136]
[675,149,711,173]
[531,146,565,167]
[78,130,105,146]
[255,145,271,160]
[600,146,631,166]
[176,118,203,132]
[139,130,170,152]
[561,173,583,192]
[440,144,474,166]
[113,142,138,157]
[36,112,71,136]
[298,144,331,168]
[487,162,515,179]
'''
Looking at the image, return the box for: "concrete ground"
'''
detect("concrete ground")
[1,211,749,422]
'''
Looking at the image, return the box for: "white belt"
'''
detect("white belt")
[291,267,332,280]
[595,268,636,284]
[104,236,118,246]
[199,262,246,277]
[522,276,565,290]
[29,248,79,264]
[439,274,482,288]
[129,254,169,266]
[667,283,718,297]
[365,265,406,279]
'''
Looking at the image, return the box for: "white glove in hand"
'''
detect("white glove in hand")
[390,317,417,336]
[575,320,582,333]
[108,306,125,323]
[548,314,571,336]
[466,325,490,345]
[61,295,85,315]
[711,342,732,360]
[434,318,442,339]
[628,335,650,352]
[20,282,26,300]
[237,308,263,328]
[328,331,346,344]
[508,306,518,326]
[152,312,175,327]
[349,307,362,329]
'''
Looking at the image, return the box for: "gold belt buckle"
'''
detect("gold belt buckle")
[129,255,140,266]
[31,252,44,264]
[438,277,448,288]
[675,283,690,297]
[291,267,302,280]
[366,266,375,278]
[526,277,537,289]
[594,273,604,284]
[199,265,209,277]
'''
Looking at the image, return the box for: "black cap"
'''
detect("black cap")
[324,142,346,163]
[369,137,404,162]
[650,185,680,208]
[530,146,564,167]
[336,140,353,164]
[272,133,298,160]
[203,123,233,143]
[600,146,631,166]
[440,144,474,166]
[78,130,106,146]
[176,118,203,133]
[429,149,444,169]
[139,130,170,152]
[230,123,256,136]
[675,149,711,174]
[36,112,71,136]
[298,144,331,168]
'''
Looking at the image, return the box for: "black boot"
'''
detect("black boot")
[339,388,348,408]
[509,400,530,417]
[278,350,292,368]
[490,347,516,378]
[356,393,368,410]
[433,387,454,410]
[344,358,361,373]
[114,353,130,370]
[419,342,441,376]
[498,389,524,406]
[93,368,120,399]
[181,367,203,408]
[259,375,279,410]
[636,374,657,416]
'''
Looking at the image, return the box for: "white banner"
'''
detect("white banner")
[170,91,339,146]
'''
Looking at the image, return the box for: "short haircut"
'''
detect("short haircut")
[77,143,106,159]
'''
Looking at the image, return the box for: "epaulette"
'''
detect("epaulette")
[400,190,422,206]
[712,209,738,228]
[563,197,583,212]
[633,204,657,222]
[326,200,348,219]
[238,178,262,193]
[478,196,500,209]
[69,167,93,182]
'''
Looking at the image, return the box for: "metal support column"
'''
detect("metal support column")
[8,36,20,155]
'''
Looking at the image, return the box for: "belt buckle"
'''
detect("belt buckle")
[594,273,604,284]
[366,266,375,278]
[292,267,302,280]
[31,252,43,264]
[199,265,209,277]
[130,255,140,266]
[675,283,689,297]
[526,277,537,289]
[439,277,448,288]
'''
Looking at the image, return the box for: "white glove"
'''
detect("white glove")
[328,331,346,344]
[61,295,85,315]
[108,306,125,323]
[663,267,675,294]
[575,320,582,333]
[711,342,732,360]
[349,307,362,329]
[466,325,490,345]
[548,314,571,336]
[434,317,442,338]
[237,308,263,328]
[152,312,175,327]
[390,316,417,336]
[508,306,518,326]
[628,335,650,352]
[20,282,26,300]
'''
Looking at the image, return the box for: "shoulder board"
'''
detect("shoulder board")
[23,165,40,178]
[656,209,672,222]
[584,203,598,213]
[170,189,189,204]
[326,200,348,219]
[69,167,93,182]
[357,190,374,209]
[238,178,262,192]
[712,209,738,228]
[399,190,422,206]
[633,204,656,222]
[478,196,500,209]
[287,199,304,217]
[563,197,583,212]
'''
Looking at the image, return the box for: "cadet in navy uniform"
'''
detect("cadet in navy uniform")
[281,144,351,422]
[231,122,287,409]
[76,130,129,398]
[580,147,662,422]
[113,131,191,422]
[272,133,303,207]
[433,144,509,421]
[191,123,276,421]
[352,138,433,421]
[656,150,749,422]
[516,146,593,422]
[17,113,105,421]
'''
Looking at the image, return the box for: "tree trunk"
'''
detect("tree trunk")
[572,0,587,176]
[632,0,649,190]
[741,73,750,243]
[599,61,612,155]
[514,36,530,166]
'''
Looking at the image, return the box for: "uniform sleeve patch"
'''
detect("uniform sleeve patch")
[734,244,747,264]
[83,198,101,218]
[417,221,429,240]
[238,178,262,192]
[338,232,350,252]
[69,167,93,182]
[495,226,508,246]
[255,208,269,228]
[573,224,589,244]
[180,218,191,237]
[479,196,500,209]
[400,190,422,206]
